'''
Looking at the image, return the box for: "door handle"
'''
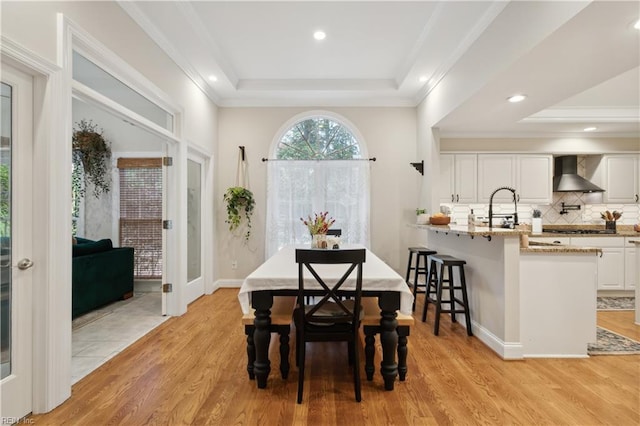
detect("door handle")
[451,194,454,202]
[17,258,34,270]
[456,194,459,202]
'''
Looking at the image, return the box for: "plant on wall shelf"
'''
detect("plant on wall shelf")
[224,186,255,241]
[72,119,112,198]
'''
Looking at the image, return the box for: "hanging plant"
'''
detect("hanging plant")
[224,186,255,241]
[72,119,112,198]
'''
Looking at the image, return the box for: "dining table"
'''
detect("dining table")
[238,244,414,391]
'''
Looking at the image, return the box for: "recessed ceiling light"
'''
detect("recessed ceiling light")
[507,94,527,103]
[208,75,218,82]
[419,76,428,83]
[583,126,597,132]
[634,19,640,30]
[313,31,326,41]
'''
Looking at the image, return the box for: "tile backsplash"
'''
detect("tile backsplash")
[441,193,639,226]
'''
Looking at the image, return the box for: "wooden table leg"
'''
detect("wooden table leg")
[397,326,409,381]
[363,327,376,381]
[252,291,273,389]
[378,293,399,391]
[278,326,290,379]
[245,326,255,380]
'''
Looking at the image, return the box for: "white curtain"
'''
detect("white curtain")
[265,160,370,258]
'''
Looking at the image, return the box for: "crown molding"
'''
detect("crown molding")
[414,1,508,104]
[116,0,221,105]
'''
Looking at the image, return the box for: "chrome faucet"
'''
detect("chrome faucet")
[488,186,519,229]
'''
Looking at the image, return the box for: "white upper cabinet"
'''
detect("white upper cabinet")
[516,155,553,204]
[589,155,639,203]
[439,154,477,203]
[604,155,638,203]
[477,154,516,203]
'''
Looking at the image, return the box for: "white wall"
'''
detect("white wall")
[216,107,417,278]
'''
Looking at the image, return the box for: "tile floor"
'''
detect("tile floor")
[71,292,168,384]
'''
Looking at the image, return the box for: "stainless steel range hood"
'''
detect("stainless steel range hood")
[553,156,604,193]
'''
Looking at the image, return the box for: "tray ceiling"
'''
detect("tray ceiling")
[119,1,640,138]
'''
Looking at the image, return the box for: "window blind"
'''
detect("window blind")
[118,158,163,279]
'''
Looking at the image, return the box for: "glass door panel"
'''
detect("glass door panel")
[187,159,202,282]
[1,82,12,379]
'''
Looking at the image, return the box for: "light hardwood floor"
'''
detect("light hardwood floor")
[597,310,640,341]
[30,289,639,425]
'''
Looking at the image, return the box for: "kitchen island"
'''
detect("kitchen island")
[412,224,600,358]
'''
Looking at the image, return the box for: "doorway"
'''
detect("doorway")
[70,97,172,383]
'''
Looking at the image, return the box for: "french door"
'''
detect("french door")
[1,64,34,419]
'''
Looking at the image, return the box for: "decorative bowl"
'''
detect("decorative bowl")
[430,216,451,225]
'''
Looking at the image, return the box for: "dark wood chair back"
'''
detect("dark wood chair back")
[294,248,366,403]
[326,228,342,236]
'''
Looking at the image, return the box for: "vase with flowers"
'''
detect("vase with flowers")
[301,211,335,249]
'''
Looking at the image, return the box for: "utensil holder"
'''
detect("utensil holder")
[531,218,542,234]
[605,221,616,232]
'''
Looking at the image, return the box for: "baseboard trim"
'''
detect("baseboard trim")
[471,321,523,360]
[134,280,162,293]
[213,279,243,291]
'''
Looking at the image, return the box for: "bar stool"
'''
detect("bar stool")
[421,254,472,336]
[405,247,437,311]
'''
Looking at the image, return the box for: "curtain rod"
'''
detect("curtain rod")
[261,157,376,162]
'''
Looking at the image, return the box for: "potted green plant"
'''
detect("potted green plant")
[72,119,112,198]
[415,208,429,225]
[224,186,255,241]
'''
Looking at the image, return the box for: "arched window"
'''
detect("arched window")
[265,114,370,257]
[276,117,361,160]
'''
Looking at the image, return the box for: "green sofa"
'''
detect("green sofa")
[72,237,134,318]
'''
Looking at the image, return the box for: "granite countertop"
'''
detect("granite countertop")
[540,224,638,238]
[521,241,601,254]
[411,223,639,237]
[411,224,527,237]
[409,223,604,253]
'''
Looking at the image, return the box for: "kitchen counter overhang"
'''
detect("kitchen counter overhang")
[411,224,604,254]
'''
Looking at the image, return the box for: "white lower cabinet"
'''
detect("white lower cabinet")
[572,237,627,290]
[597,248,625,290]
[625,238,636,290]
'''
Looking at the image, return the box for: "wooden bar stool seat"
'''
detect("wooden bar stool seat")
[421,254,472,336]
[405,247,437,312]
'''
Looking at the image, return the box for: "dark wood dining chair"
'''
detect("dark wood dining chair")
[294,248,366,403]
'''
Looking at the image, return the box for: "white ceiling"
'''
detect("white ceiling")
[119,0,640,139]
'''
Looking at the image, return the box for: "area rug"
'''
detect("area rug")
[588,327,640,355]
[597,297,635,311]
